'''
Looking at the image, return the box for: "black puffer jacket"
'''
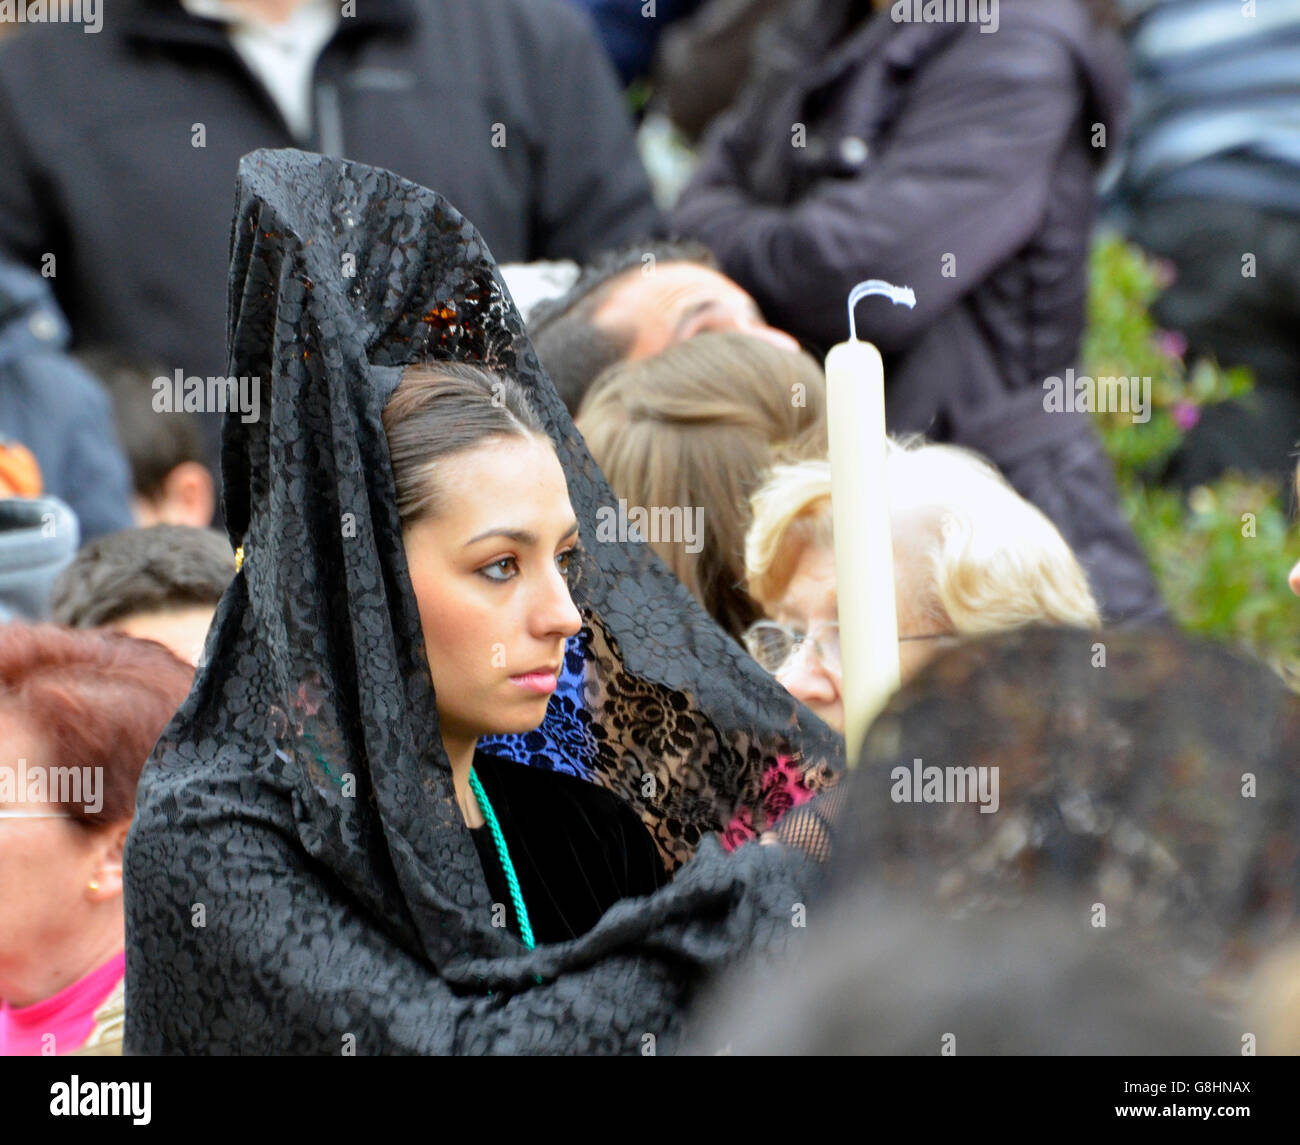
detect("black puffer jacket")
[673,0,1166,625]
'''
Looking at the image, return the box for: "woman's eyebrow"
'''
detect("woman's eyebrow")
[465,527,535,547]
[465,519,580,548]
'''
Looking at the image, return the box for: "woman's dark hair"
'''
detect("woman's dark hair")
[381,362,548,527]
[0,624,194,826]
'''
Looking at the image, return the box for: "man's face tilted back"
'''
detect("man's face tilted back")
[591,262,801,362]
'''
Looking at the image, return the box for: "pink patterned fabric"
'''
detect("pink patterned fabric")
[719,755,817,851]
[0,950,125,1056]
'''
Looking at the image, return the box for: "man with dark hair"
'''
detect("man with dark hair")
[49,525,235,668]
[530,238,800,413]
[78,349,216,530]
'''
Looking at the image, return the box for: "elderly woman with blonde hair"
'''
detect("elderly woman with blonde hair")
[743,436,1101,731]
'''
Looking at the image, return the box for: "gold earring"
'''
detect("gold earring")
[88,879,100,892]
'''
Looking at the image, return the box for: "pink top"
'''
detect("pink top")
[0,950,125,1056]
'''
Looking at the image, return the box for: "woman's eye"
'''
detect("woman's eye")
[556,547,576,573]
[479,557,518,582]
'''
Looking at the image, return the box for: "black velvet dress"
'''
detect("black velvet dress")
[469,749,670,945]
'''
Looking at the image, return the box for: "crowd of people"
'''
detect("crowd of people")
[1,0,1299,1057]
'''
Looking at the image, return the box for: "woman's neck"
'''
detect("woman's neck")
[442,731,485,828]
[0,908,124,1009]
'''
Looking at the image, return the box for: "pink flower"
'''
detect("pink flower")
[1155,330,1188,360]
[1172,401,1200,432]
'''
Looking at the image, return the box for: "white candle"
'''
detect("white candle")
[824,281,915,763]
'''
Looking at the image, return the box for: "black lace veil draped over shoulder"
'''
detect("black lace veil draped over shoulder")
[123,149,841,1055]
[824,627,1300,982]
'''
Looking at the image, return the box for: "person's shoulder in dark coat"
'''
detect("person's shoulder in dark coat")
[670,0,1128,351]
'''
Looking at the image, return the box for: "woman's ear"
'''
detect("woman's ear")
[86,820,130,903]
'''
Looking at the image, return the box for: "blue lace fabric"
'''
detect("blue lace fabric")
[480,633,591,779]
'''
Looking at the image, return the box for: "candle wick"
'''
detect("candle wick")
[847,279,917,342]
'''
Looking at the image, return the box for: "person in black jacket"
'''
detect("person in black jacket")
[673,0,1167,626]
[0,0,664,490]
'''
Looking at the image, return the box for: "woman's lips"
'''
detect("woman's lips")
[509,671,558,695]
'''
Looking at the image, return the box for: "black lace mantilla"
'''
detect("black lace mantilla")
[122,149,842,1055]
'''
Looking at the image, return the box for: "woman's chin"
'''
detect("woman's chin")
[487,695,554,736]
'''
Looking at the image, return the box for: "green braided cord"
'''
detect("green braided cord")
[469,768,536,950]
[300,730,346,787]
[297,735,543,975]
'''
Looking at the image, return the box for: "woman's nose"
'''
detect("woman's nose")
[777,645,838,707]
[535,562,583,639]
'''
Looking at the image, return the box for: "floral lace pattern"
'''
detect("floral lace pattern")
[719,755,820,853]
[827,627,1300,981]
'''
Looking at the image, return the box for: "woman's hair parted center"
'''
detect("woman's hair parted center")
[382,362,548,527]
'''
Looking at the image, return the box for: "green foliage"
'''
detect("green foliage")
[1084,233,1299,681]
[625,78,653,117]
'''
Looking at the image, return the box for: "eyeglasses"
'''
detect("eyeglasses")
[744,620,841,676]
[744,621,960,677]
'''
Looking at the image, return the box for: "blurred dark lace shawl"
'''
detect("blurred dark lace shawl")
[800,626,1300,987]
[123,149,841,1055]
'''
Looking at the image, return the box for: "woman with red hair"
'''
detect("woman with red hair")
[0,624,191,1055]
